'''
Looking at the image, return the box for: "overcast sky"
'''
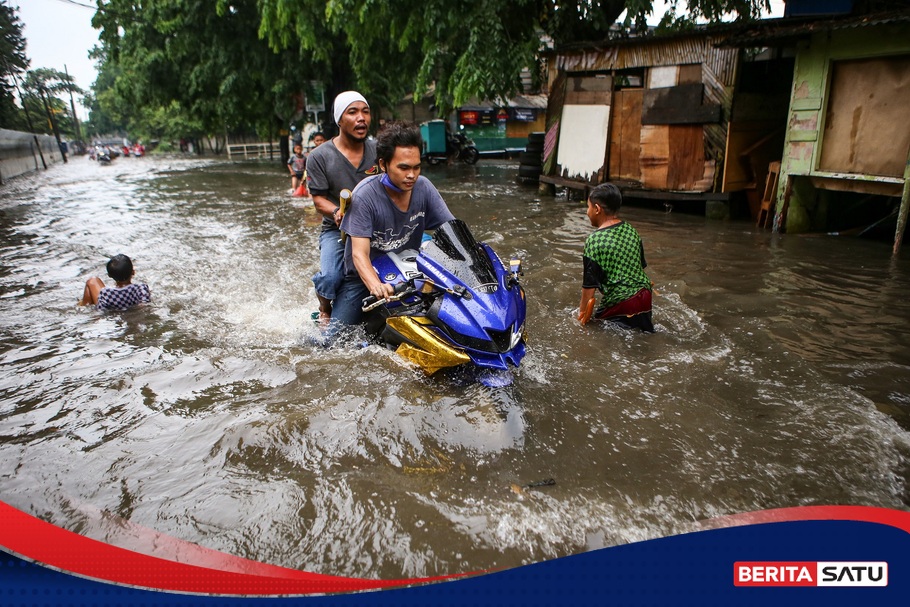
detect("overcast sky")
[15,0,99,120]
[13,0,786,122]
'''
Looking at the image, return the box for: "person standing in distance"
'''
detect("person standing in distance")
[306,91,379,324]
[578,182,654,332]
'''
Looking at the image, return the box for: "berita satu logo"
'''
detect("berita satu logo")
[734,561,888,587]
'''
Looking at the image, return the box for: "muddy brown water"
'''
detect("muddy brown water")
[1,156,908,579]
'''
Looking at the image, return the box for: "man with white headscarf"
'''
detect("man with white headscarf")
[306,91,379,326]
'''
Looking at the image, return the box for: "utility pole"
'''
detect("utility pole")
[64,65,82,143]
[39,86,67,164]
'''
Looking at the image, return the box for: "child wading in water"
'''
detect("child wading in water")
[578,183,654,332]
[79,254,151,310]
[288,143,308,192]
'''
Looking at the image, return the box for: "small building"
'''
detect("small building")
[539,26,794,218]
[724,6,910,251]
[384,91,547,154]
[457,94,548,152]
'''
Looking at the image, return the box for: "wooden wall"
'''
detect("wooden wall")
[547,35,739,193]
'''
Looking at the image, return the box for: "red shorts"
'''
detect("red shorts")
[595,288,653,331]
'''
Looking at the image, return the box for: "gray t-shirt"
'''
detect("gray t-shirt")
[340,174,455,275]
[306,138,379,232]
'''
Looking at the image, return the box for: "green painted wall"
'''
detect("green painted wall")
[776,22,910,233]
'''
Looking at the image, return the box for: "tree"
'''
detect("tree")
[0,1,29,129]
[82,46,129,138]
[255,0,771,115]
[89,0,772,145]
[22,68,84,159]
[92,0,322,148]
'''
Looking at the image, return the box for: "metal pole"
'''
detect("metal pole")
[64,65,82,142]
[40,88,66,163]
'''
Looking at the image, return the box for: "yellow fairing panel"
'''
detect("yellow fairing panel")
[387,317,470,375]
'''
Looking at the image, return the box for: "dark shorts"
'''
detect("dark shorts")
[292,171,303,179]
[595,288,654,332]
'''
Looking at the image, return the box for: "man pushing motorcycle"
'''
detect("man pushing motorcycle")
[331,121,455,330]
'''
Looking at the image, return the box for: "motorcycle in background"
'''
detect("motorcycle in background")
[420,120,480,165]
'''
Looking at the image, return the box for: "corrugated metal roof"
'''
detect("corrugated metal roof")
[717,9,910,47]
[548,21,743,55]
[555,35,737,72]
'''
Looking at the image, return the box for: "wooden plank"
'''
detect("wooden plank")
[818,55,910,178]
[640,125,669,189]
[789,131,818,142]
[622,189,730,201]
[542,72,566,176]
[809,175,903,197]
[565,90,611,105]
[565,76,612,105]
[791,98,822,111]
[609,89,643,182]
[678,64,702,84]
[667,124,706,190]
[539,174,590,192]
[641,83,721,125]
[568,76,613,92]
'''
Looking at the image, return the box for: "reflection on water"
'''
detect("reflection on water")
[1,157,908,578]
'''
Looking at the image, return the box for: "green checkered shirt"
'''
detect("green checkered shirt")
[582,222,651,310]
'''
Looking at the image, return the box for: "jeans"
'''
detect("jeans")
[330,273,369,326]
[311,227,344,300]
[308,273,369,347]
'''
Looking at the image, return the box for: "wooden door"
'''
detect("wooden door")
[609,89,643,182]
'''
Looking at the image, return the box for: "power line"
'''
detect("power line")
[47,0,99,11]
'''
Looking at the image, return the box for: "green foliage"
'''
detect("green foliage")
[89,0,772,140]
[21,68,83,138]
[0,1,29,129]
[91,0,311,142]
[255,0,771,116]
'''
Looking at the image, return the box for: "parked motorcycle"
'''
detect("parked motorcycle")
[423,132,480,165]
[361,219,526,384]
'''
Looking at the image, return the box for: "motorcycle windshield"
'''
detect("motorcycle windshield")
[422,219,499,289]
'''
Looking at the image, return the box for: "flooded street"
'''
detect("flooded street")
[1,156,908,579]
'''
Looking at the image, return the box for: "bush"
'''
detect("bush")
[152,140,174,153]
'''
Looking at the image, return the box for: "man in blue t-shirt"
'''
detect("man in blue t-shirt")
[334,121,455,327]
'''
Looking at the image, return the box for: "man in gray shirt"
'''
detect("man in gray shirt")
[306,91,379,324]
[334,121,455,327]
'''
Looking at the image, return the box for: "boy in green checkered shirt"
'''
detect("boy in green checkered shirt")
[578,183,654,332]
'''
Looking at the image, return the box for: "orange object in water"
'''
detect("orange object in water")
[293,183,309,197]
[578,298,595,325]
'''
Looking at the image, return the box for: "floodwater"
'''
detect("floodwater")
[1,156,908,579]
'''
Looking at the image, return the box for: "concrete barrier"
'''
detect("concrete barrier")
[0,129,64,184]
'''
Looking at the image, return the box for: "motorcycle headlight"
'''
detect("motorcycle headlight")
[510,323,524,349]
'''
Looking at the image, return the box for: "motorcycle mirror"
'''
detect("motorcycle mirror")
[510,258,523,276]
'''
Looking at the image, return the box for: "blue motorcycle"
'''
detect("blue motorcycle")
[361,219,527,384]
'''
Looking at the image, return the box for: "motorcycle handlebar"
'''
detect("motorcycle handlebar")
[361,282,415,312]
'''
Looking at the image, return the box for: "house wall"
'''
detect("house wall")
[776,23,910,234]
[547,35,738,193]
